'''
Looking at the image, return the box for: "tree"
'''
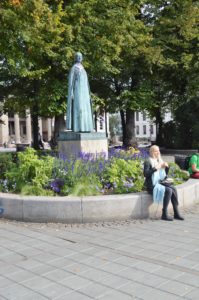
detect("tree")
[163,96,199,149]
[1,0,198,149]
[64,0,160,146]
[146,0,199,145]
[0,0,73,148]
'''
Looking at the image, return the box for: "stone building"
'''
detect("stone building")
[0,110,53,147]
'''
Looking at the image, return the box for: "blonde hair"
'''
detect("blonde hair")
[149,145,160,158]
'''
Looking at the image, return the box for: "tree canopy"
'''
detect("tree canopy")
[0,0,72,116]
[0,0,198,147]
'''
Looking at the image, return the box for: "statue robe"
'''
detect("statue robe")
[66,63,94,132]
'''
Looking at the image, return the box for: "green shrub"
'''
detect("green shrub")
[69,178,102,196]
[52,157,103,195]
[5,147,54,193]
[0,153,15,179]
[103,158,144,194]
[168,162,189,185]
[1,147,189,196]
[21,185,55,196]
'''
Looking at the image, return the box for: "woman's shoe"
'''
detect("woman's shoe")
[161,209,173,221]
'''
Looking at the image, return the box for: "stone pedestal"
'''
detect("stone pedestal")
[58,131,108,159]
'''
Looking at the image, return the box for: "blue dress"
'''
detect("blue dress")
[66,63,94,132]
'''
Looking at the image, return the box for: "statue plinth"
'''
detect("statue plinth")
[58,131,108,158]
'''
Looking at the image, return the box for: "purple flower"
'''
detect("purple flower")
[50,178,64,193]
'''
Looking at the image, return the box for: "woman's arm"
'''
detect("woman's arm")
[144,160,156,178]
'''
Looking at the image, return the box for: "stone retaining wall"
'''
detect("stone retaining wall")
[0,179,199,223]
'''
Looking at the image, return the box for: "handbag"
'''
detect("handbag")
[160,177,174,187]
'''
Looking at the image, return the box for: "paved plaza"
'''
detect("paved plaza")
[1,204,199,300]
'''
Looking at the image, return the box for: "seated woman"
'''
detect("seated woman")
[188,152,199,179]
[144,145,184,221]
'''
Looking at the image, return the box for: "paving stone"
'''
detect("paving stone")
[5,269,36,283]
[55,291,93,300]
[175,273,199,288]
[30,263,56,275]
[18,292,49,300]
[77,282,114,299]
[22,276,54,290]
[141,288,183,300]
[0,276,14,288]
[42,268,72,282]
[0,283,33,299]
[60,275,92,290]
[183,288,199,300]
[1,204,199,300]
[153,266,183,280]
[38,282,73,298]
[99,289,136,300]
[157,279,193,296]
[118,281,155,298]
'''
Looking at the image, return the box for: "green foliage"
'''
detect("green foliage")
[103,158,144,194]
[0,153,15,179]
[163,97,199,149]
[168,162,189,185]
[52,157,103,196]
[69,179,102,197]
[1,0,198,147]
[21,184,55,196]
[0,148,190,196]
[0,0,73,117]
[141,0,199,145]
[6,147,54,192]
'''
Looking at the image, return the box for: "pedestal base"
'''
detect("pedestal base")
[58,131,108,158]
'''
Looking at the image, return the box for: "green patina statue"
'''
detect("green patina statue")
[66,52,94,132]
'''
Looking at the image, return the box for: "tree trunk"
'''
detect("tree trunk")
[31,80,40,150]
[155,107,164,146]
[31,105,39,150]
[122,108,137,148]
[120,110,126,145]
[53,114,65,145]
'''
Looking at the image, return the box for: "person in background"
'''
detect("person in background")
[144,145,184,221]
[188,151,199,179]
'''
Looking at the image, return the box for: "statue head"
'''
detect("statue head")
[74,52,83,63]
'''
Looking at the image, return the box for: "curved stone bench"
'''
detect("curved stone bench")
[0,179,199,223]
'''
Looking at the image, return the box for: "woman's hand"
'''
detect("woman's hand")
[161,161,168,168]
[155,161,168,170]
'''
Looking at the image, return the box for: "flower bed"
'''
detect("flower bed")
[0,147,189,197]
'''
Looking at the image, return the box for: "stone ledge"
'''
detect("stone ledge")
[0,179,198,223]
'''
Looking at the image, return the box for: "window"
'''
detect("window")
[20,121,26,135]
[8,121,15,135]
[143,125,146,135]
[150,125,154,134]
[136,125,139,135]
[136,111,139,121]
[143,112,146,121]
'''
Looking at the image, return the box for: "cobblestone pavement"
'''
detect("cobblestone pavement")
[1,204,199,300]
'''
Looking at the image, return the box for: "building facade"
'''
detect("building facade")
[0,111,108,147]
[135,111,156,143]
[0,110,53,147]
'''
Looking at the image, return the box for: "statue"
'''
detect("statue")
[66,52,94,132]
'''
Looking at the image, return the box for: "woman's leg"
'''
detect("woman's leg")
[162,187,173,221]
[170,186,184,220]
